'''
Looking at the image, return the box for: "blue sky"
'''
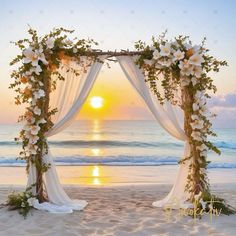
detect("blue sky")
[0,0,236,126]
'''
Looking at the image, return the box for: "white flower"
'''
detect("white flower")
[190,119,204,130]
[29,135,39,144]
[191,131,202,141]
[150,46,156,50]
[191,114,199,120]
[189,53,204,66]
[64,39,73,46]
[34,89,45,99]
[192,66,202,78]
[24,131,32,139]
[23,47,39,66]
[160,43,171,56]
[179,60,193,76]
[195,91,204,100]
[33,106,41,116]
[191,77,198,86]
[159,59,172,67]
[199,106,209,116]
[39,53,48,65]
[27,197,36,207]
[46,37,55,49]
[153,50,161,60]
[27,116,35,124]
[30,76,36,82]
[27,144,38,155]
[23,124,31,131]
[173,50,185,61]
[179,59,190,69]
[37,118,46,124]
[36,48,48,65]
[30,125,40,135]
[193,45,201,53]
[32,65,42,75]
[196,143,207,152]
[192,103,199,111]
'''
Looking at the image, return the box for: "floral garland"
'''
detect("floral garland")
[134,33,234,214]
[9,28,97,210]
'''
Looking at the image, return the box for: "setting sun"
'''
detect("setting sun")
[90,96,104,109]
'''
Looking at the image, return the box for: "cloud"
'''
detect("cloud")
[208,93,236,108]
[208,93,236,128]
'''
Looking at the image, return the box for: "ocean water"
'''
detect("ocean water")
[0,120,235,168]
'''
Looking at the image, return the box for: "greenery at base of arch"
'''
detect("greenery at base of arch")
[8,28,235,217]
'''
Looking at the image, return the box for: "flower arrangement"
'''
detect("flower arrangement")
[9,28,98,202]
[7,185,36,218]
[134,33,234,214]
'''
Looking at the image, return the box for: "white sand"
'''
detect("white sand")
[0,166,236,235]
[0,184,236,236]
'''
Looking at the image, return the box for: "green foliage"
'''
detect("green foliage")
[7,185,36,218]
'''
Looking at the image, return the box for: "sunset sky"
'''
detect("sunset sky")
[0,0,236,127]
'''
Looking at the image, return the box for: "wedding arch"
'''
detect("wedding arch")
[8,28,233,217]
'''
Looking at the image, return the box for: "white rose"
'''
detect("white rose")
[30,125,40,135]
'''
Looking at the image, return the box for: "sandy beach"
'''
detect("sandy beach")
[0,166,236,236]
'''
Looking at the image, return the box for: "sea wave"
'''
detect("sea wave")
[0,140,183,148]
[0,155,236,168]
[213,141,236,149]
[1,139,236,149]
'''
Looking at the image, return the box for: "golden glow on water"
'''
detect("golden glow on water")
[92,165,100,177]
[93,178,101,185]
[91,148,101,156]
[91,165,102,185]
[91,119,102,140]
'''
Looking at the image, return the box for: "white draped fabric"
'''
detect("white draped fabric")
[117,56,191,208]
[27,56,106,213]
[27,54,192,213]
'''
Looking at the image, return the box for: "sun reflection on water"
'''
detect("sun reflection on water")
[91,119,102,140]
[92,165,100,177]
[92,165,101,185]
[91,148,100,156]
